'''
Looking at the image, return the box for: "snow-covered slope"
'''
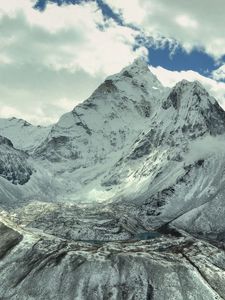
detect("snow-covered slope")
[100,78,225,241]
[1,59,225,240]
[32,59,169,201]
[30,61,225,236]
[0,117,51,152]
[1,58,225,299]
[101,79,225,194]
[0,135,60,209]
[35,59,167,163]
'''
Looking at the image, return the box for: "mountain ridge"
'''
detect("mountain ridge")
[1,59,225,299]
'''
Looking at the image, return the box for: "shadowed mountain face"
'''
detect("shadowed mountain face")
[0,136,33,185]
[1,59,225,299]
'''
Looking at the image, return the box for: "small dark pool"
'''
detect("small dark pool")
[135,231,161,240]
[78,231,161,244]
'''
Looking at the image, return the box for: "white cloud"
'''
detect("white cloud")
[0,54,11,64]
[105,0,225,59]
[0,102,53,124]
[104,0,147,24]
[212,65,225,81]
[0,1,148,124]
[150,66,225,109]
[47,23,147,75]
[0,1,146,75]
[53,97,77,111]
[0,0,28,15]
[175,15,198,29]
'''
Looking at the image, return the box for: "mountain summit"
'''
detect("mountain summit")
[34,58,167,164]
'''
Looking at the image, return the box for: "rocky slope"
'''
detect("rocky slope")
[0,134,58,209]
[1,213,225,300]
[1,58,225,299]
[0,136,33,186]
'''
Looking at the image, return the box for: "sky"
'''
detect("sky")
[0,0,225,125]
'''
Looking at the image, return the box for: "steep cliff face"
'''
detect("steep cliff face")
[0,135,33,185]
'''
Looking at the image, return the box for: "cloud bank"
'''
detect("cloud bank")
[0,0,224,124]
[105,0,225,60]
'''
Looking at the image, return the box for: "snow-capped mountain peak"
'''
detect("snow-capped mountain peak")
[120,57,152,76]
[161,78,225,137]
[0,117,51,152]
[1,59,225,234]
[106,57,163,95]
[2,60,225,300]
[34,59,168,165]
[163,79,212,109]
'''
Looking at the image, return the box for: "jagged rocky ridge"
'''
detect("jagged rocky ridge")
[1,58,225,299]
[0,136,33,185]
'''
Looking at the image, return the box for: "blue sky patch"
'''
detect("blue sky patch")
[148,44,223,76]
[34,0,89,11]
[34,0,123,24]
